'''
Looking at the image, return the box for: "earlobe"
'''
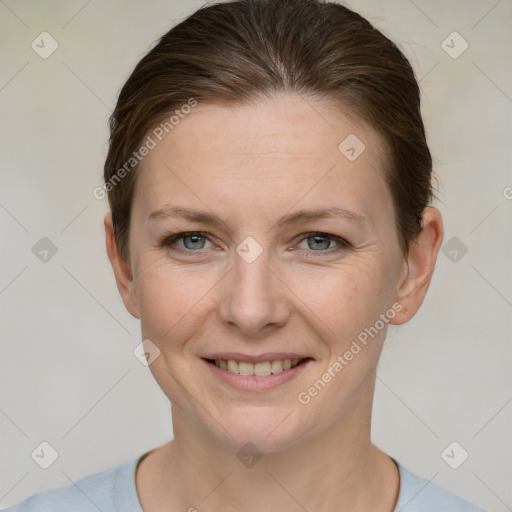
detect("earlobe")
[390,207,444,325]
[104,212,140,319]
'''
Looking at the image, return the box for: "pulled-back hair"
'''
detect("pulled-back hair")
[104,0,434,261]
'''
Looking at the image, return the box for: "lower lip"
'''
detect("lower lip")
[203,359,312,392]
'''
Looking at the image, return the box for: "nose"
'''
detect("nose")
[218,245,291,337]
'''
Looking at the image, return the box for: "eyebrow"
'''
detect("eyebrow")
[147,205,367,232]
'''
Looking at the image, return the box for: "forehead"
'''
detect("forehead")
[133,93,392,226]
[150,94,383,162]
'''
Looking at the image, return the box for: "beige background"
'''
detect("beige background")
[0,0,511,510]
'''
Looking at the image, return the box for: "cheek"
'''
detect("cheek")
[134,260,212,344]
[133,247,400,353]
[287,258,390,338]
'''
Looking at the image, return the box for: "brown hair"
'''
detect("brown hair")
[104,0,434,261]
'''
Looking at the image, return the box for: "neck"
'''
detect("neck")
[136,373,400,512]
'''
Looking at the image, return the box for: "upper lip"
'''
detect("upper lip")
[202,352,312,364]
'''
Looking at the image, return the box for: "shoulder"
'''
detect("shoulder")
[2,456,142,512]
[394,460,488,512]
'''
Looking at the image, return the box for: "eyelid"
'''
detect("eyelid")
[162,231,215,252]
[296,232,349,251]
[161,231,349,255]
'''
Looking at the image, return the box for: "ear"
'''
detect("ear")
[390,207,444,325]
[104,212,140,319]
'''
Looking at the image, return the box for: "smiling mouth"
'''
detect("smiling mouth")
[204,357,312,376]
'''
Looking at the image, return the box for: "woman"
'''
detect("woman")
[6,0,488,510]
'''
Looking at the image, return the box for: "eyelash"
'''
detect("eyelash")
[161,231,349,256]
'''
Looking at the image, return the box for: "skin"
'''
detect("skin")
[105,93,443,512]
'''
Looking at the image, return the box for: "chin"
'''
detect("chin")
[208,405,312,454]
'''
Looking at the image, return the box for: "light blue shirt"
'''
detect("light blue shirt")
[3,454,488,511]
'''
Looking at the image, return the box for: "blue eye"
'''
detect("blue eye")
[297,232,348,253]
[161,231,348,256]
[163,232,212,253]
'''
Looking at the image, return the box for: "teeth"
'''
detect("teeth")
[213,358,303,375]
[254,361,272,376]
[270,360,283,373]
[227,359,238,373]
[238,361,254,376]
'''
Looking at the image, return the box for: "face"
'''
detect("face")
[107,93,438,452]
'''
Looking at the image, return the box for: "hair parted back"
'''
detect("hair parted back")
[104,0,435,261]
